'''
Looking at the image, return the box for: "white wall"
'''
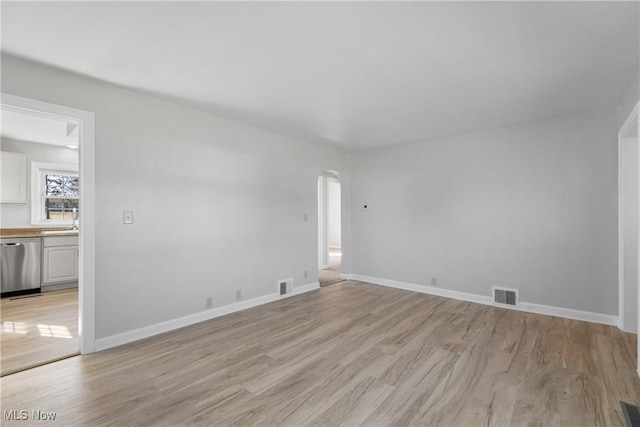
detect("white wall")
[1,137,78,228]
[1,54,350,340]
[351,108,619,315]
[621,135,638,332]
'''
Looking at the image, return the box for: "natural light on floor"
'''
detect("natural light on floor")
[37,324,73,339]
[3,321,27,334]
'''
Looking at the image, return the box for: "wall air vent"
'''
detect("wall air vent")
[278,278,293,296]
[493,287,518,306]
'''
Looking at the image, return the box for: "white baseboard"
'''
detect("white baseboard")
[348,274,492,305]
[517,300,619,326]
[95,281,320,351]
[293,281,320,294]
[617,317,638,334]
[348,274,619,327]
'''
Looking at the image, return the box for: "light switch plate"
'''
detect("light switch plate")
[123,211,133,224]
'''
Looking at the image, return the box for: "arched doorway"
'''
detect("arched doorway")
[318,171,342,286]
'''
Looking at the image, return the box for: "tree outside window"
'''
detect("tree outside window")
[31,162,79,225]
[43,173,79,221]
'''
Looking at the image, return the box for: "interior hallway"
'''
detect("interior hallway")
[319,246,343,287]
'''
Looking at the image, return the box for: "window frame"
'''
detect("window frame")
[31,161,79,226]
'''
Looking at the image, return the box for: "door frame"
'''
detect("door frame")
[318,170,341,271]
[1,93,96,354]
[617,101,639,376]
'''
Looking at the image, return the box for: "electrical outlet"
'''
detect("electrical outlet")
[123,211,133,224]
[304,270,308,279]
[236,290,242,301]
[431,277,437,286]
[206,297,213,309]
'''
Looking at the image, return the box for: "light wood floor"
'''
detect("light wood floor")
[318,267,343,287]
[2,281,640,426]
[319,246,343,287]
[1,288,78,376]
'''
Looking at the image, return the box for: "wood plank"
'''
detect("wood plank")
[1,288,78,376]
[1,281,639,426]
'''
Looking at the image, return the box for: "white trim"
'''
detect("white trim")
[348,274,619,326]
[518,301,618,326]
[95,282,320,351]
[349,274,493,305]
[621,101,640,376]
[619,102,639,139]
[618,100,639,331]
[293,281,320,294]
[617,100,640,376]
[1,93,96,354]
[318,171,343,272]
[619,130,626,330]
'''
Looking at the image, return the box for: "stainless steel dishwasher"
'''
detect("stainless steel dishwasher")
[1,237,41,297]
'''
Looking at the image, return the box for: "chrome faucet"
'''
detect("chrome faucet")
[72,207,79,230]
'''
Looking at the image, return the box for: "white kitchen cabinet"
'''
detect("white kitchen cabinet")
[1,152,27,203]
[42,236,78,285]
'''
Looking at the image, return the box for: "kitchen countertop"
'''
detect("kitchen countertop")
[0,228,79,238]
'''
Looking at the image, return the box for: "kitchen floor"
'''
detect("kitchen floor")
[1,288,78,376]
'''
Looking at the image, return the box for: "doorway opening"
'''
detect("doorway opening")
[618,101,639,339]
[618,101,640,377]
[318,171,343,287]
[0,94,95,376]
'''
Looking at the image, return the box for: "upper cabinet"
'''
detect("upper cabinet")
[1,152,27,203]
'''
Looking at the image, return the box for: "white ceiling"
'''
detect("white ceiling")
[1,1,638,152]
[1,108,79,147]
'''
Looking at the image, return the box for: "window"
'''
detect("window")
[31,162,79,225]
